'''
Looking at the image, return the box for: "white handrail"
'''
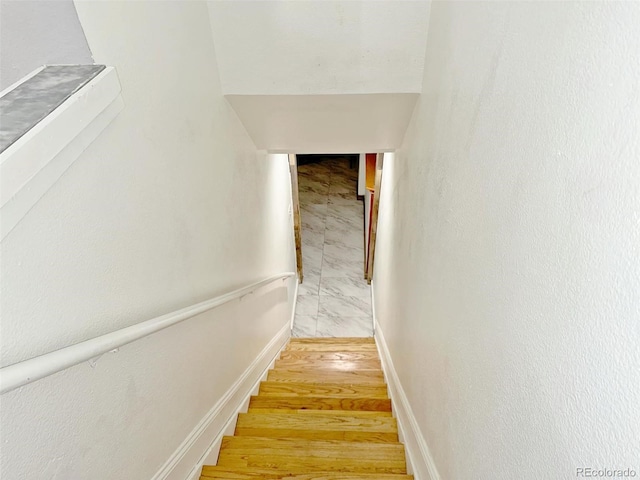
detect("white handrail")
[0,272,295,395]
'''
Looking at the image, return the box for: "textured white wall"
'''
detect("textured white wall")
[0,2,295,479]
[0,0,93,90]
[374,2,640,479]
[207,0,429,95]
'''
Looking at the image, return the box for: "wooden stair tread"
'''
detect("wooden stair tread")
[274,359,382,371]
[217,454,405,474]
[285,343,378,352]
[236,413,397,432]
[233,430,396,443]
[235,412,398,442]
[248,395,391,413]
[220,436,404,454]
[288,338,375,344]
[258,381,388,398]
[217,436,406,473]
[201,466,413,479]
[201,337,408,479]
[216,438,403,470]
[278,351,380,361]
[267,369,385,385]
[248,408,391,417]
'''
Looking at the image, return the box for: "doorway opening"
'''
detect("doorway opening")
[290,153,378,337]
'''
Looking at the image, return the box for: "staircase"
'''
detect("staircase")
[200,337,413,479]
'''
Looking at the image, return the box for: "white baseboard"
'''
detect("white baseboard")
[375,318,441,480]
[152,321,291,480]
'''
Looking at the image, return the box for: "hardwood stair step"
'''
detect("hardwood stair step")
[274,359,381,371]
[288,338,375,345]
[234,412,398,443]
[217,454,406,474]
[278,351,380,361]
[285,343,378,352]
[218,437,406,474]
[248,395,391,413]
[200,338,408,480]
[218,435,403,456]
[201,466,413,479]
[258,381,388,398]
[268,369,384,385]
[248,408,391,417]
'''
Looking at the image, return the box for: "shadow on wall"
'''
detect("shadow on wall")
[297,153,359,168]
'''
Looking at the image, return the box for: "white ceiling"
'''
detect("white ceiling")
[226,94,419,153]
[208,1,430,95]
[208,0,429,151]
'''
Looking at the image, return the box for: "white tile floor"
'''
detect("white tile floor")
[292,156,373,338]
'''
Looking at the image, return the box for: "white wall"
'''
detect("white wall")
[0,2,296,479]
[374,2,640,479]
[207,0,430,95]
[0,0,93,90]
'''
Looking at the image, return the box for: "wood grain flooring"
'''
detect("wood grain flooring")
[200,337,413,480]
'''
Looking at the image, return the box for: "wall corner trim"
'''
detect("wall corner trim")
[374,315,441,480]
[152,321,291,480]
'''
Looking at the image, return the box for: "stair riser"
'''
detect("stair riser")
[267,370,385,384]
[275,359,382,370]
[248,396,392,412]
[234,428,399,443]
[217,454,407,474]
[279,351,381,361]
[201,468,414,479]
[286,344,378,352]
[258,381,388,398]
[248,409,391,417]
[220,435,405,455]
[288,338,376,345]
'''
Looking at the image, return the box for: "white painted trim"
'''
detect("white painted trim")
[289,276,299,331]
[374,298,441,480]
[358,152,366,197]
[365,189,373,255]
[154,320,291,480]
[0,272,295,395]
[370,278,377,336]
[0,66,124,240]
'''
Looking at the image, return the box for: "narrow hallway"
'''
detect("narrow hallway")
[293,156,373,338]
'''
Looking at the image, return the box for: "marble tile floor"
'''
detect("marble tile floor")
[292,156,373,338]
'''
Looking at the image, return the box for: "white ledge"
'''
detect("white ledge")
[0,66,124,240]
